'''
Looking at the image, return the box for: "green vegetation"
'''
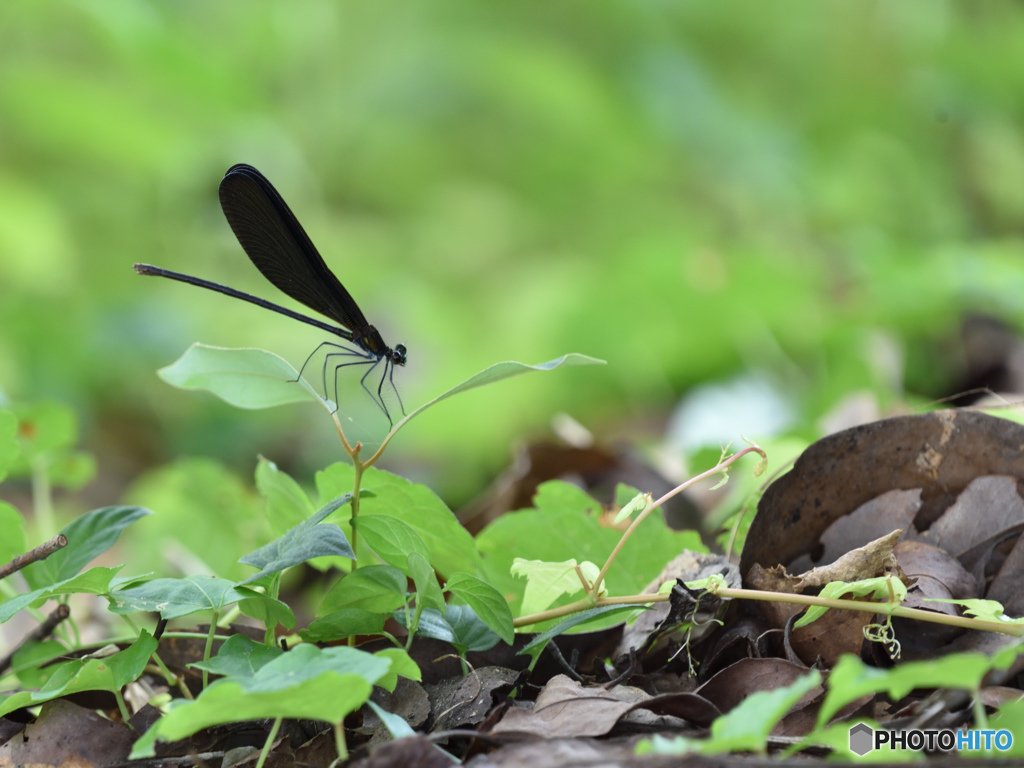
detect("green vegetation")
[4,3,1024,763]
[3,3,1024,499]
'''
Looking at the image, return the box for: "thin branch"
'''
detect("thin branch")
[513,584,1024,637]
[0,603,71,673]
[0,534,68,581]
[592,446,766,596]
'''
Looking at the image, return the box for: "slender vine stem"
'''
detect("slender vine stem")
[513,582,1024,636]
[591,446,766,598]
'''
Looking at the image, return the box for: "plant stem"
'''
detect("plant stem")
[114,688,132,727]
[350,446,364,562]
[333,721,348,764]
[256,717,283,768]
[591,446,766,597]
[513,583,1024,637]
[330,411,356,455]
[263,575,281,646]
[972,689,988,731]
[201,610,220,689]
[150,652,194,700]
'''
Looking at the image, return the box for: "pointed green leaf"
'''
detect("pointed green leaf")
[704,671,821,754]
[613,490,650,524]
[518,604,652,664]
[373,647,422,691]
[302,609,387,642]
[398,604,501,654]
[1,566,122,623]
[355,514,431,573]
[409,553,445,613]
[239,594,296,630]
[23,506,151,588]
[157,344,321,409]
[319,565,407,614]
[0,631,158,718]
[366,700,416,740]
[108,575,255,619]
[445,573,514,645]
[388,354,605,434]
[238,495,355,584]
[191,635,282,677]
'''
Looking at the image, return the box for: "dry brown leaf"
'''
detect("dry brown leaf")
[0,699,133,768]
[793,530,905,590]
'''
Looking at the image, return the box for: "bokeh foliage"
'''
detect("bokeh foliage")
[2,2,1024,501]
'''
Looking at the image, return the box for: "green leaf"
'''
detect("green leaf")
[190,635,282,677]
[388,354,606,434]
[477,480,704,629]
[317,464,482,577]
[0,502,26,567]
[1,566,122,623]
[157,344,321,409]
[366,700,416,740]
[0,631,158,718]
[107,630,160,688]
[816,650,1024,728]
[0,409,19,482]
[131,644,391,758]
[255,456,316,533]
[510,558,601,616]
[238,594,296,630]
[23,506,151,589]
[355,514,432,573]
[445,604,503,653]
[399,604,501,654]
[319,565,407,614]
[703,671,821,754]
[108,575,256,619]
[795,576,907,628]
[518,604,652,665]
[238,495,355,585]
[302,609,387,642]
[990,698,1024,757]
[373,647,422,691]
[924,597,1024,624]
[613,490,650,524]
[409,552,445,613]
[11,640,67,689]
[445,573,515,645]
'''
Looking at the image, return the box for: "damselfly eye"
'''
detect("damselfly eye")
[392,344,407,366]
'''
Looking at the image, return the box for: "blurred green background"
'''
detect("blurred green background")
[3,1,1024,507]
